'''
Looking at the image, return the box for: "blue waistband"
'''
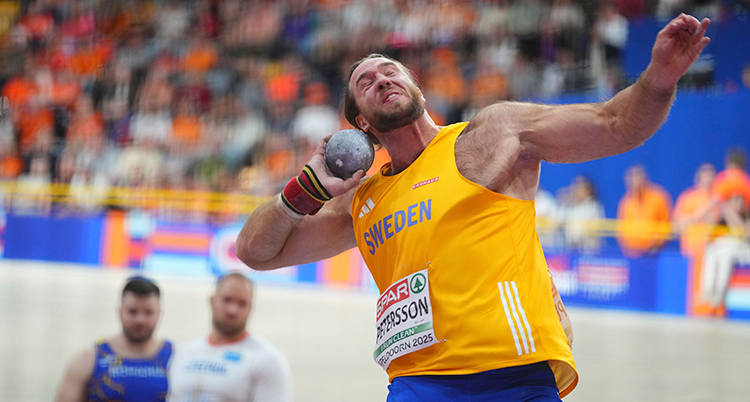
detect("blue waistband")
[387,362,561,402]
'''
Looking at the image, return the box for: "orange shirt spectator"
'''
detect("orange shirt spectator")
[713,167,750,209]
[2,75,37,107]
[98,5,133,39]
[262,135,297,188]
[19,4,54,40]
[67,113,104,144]
[183,39,218,73]
[172,114,204,148]
[422,48,467,106]
[51,76,82,109]
[68,41,113,79]
[67,95,104,145]
[16,105,54,154]
[616,165,672,257]
[672,163,717,257]
[264,70,300,104]
[0,147,23,179]
[471,63,509,106]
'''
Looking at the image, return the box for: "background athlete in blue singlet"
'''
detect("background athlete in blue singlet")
[56,277,173,402]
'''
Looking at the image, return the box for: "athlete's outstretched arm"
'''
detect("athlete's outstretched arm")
[512,14,710,163]
[55,348,95,402]
[236,139,363,271]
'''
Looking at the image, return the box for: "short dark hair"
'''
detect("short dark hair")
[725,147,747,170]
[215,272,254,293]
[574,174,598,200]
[122,276,161,299]
[342,53,419,145]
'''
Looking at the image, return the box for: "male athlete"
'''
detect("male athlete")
[236,14,711,401]
[56,277,172,402]
[168,273,292,402]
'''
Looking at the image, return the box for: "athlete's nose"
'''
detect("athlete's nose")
[376,73,392,90]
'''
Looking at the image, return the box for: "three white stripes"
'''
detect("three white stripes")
[359,198,376,218]
[498,281,536,356]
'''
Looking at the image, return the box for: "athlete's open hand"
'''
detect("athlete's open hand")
[306,135,365,198]
[649,13,711,91]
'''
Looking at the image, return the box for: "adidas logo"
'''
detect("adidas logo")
[359,198,375,218]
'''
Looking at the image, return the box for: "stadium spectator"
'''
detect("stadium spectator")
[292,81,341,160]
[66,94,104,148]
[0,143,23,180]
[701,193,750,310]
[713,147,750,208]
[673,163,718,258]
[616,165,673,257]
[0,0,741,223]
[561,175,606,253]
[593,2,629,67]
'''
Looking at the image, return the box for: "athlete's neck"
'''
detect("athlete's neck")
[109,334,162,358]
[209,330,249,345]
[378,113,440,175]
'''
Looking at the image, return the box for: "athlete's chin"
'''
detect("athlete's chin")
[124,328,154,344]
[215,322,247,338]
[374,108,423,132]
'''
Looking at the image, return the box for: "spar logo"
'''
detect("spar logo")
[376,278,409,320]
[410,273,426,294]
[376,273,427,321]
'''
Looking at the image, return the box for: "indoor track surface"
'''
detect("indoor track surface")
[1,260,749,402]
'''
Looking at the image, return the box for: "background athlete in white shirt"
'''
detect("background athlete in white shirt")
[168,273,292,402]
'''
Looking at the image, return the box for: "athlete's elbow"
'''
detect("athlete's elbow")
[236,250,280,271]
[235,236,280,271]
[616,124,654,151]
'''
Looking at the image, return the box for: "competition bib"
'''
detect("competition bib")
[373,269,438,369]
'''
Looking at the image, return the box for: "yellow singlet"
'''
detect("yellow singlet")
[351,122,578,397]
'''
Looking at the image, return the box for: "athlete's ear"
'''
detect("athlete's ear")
[355,115,371,134]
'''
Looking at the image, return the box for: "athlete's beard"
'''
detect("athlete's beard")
[213,315,247,339]
[368,88,425,133]
[123,326,154,344]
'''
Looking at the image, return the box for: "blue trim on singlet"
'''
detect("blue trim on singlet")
[87,340,172,402]
[386,362,562,402]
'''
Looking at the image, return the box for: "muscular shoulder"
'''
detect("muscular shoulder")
[455,102,541,193]
[463,101,546,137]
[74,346,96,366]
[65,346,96,380]
[56,347,96,402]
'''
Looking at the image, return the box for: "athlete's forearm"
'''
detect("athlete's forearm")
[601,64,676,149]
[237,188,359,271]
[236,196,302,271]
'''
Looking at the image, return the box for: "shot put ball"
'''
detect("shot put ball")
[324,129,375,179]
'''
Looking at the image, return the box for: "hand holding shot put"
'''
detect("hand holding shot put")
[236,13,710,401]
[236,130,370,270]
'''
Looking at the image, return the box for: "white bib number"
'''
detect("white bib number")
[373,269,437,369]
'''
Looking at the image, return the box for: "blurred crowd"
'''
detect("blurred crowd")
[0,0,746,222]
[535,148,750,273]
